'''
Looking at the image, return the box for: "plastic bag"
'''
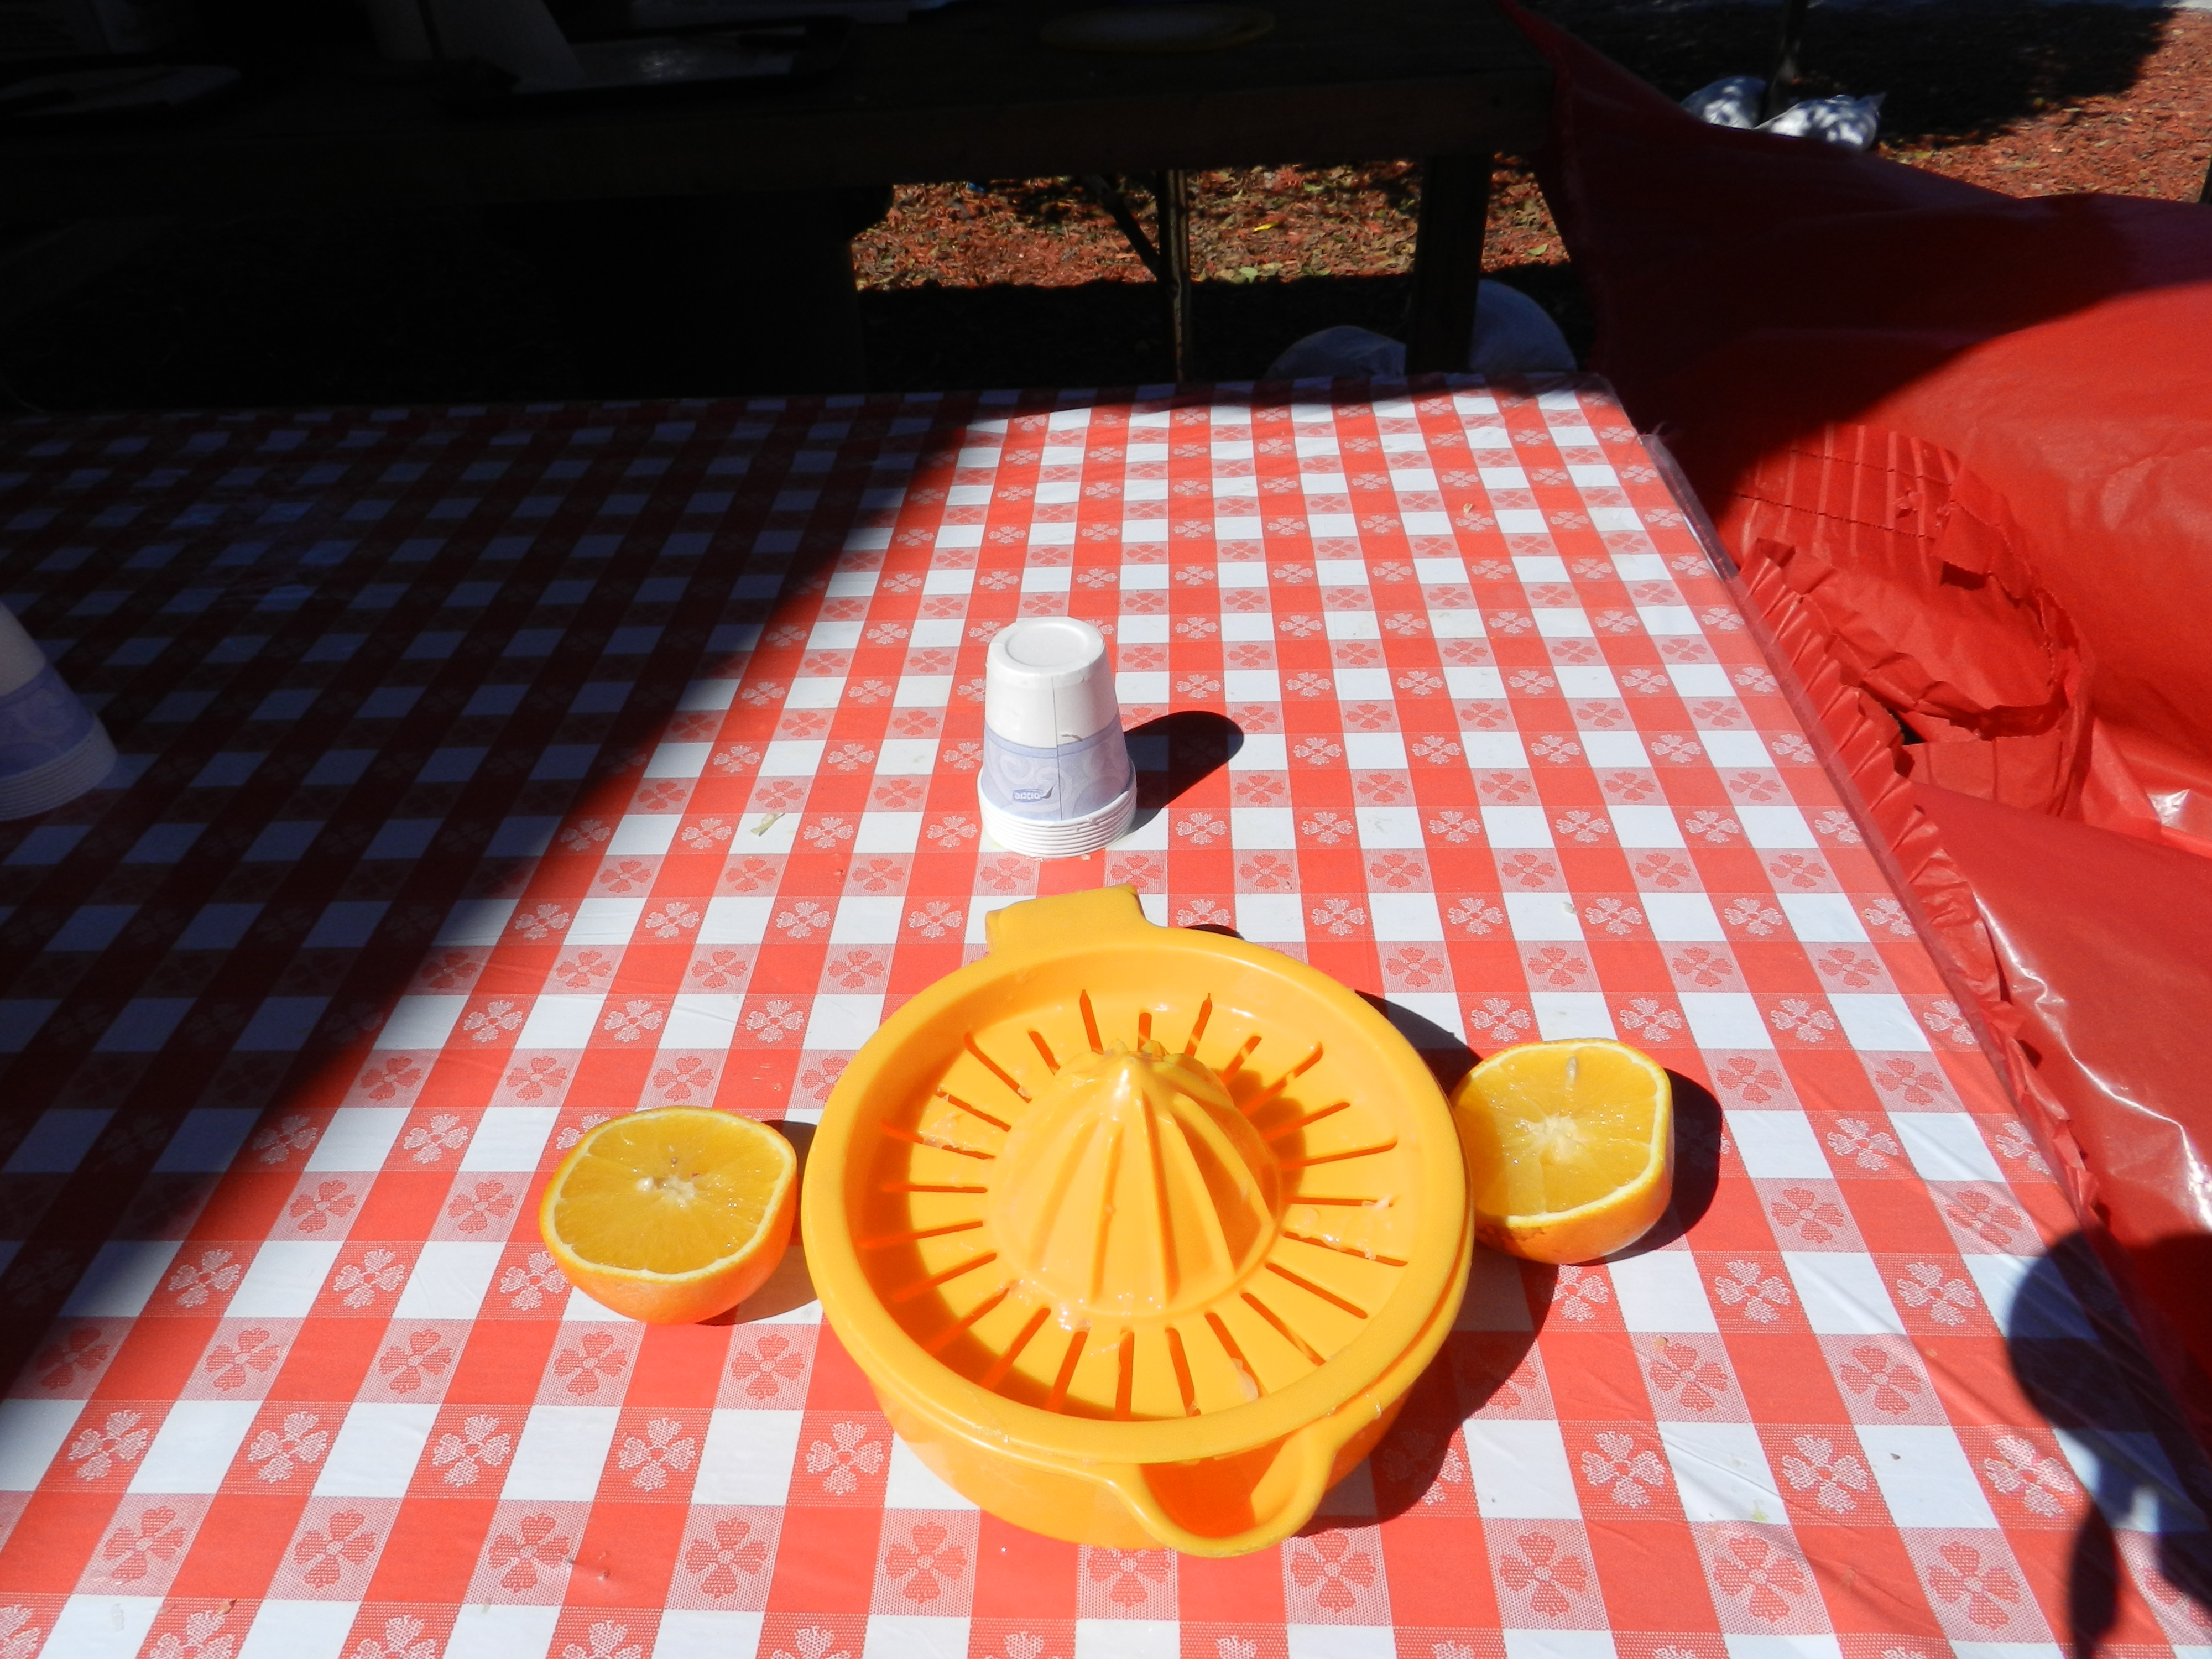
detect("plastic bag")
[1682,76,1885,150]
[1266,283,1575,380]
[1760,93,1884,149]
[1680,74,1764,128]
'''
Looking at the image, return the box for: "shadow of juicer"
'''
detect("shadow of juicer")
[802,886,1471,1554]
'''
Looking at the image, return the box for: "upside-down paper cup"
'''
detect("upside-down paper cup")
[0,601,114,821]
[978,616,1136,858]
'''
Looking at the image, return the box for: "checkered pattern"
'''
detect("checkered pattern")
[1,384,2208,1659]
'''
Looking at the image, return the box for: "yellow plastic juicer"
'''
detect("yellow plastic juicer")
[802,886,1471,1555]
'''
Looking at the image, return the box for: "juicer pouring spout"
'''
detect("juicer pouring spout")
[1097,1419,1342,1557]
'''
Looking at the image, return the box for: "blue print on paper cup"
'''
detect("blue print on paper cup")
[979,721,1136,824]
[0,663,98,774]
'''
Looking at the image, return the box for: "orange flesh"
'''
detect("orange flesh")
[548,1112,791,1274]
[1461,1042,1666,1219]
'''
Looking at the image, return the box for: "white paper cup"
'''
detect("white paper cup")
[0,602,114,822]
[979,617,1135,858]
[983,616,1121,748]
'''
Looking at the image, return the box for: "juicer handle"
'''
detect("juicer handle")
[985,884,1155,954]
[1095,1421,1340,1559]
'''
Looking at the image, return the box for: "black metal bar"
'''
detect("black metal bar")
[1406,150,1491,374]
[1077,174,1166,283]
[1759,0,1812,123]
[1156,169,1196,382]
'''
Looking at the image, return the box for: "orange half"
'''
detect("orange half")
[1449,1039,1673,1264]
[540,1107,797,1323]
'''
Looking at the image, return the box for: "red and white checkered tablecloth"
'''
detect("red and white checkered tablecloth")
[1,381,2208,1659]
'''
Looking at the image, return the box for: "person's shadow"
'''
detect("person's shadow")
[2006,1234,2212,1657]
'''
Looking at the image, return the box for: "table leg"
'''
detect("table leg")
[1156,169,1196,383]
[1406,151,1493,376]
[1759,0,1813,122]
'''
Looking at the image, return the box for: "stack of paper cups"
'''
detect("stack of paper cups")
[0,602,115,821]
[978,617,1136,858]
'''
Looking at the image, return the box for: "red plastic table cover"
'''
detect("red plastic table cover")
[1501,5,2212,1462]
[1503,2,2212,834]
[0,387,2208,1659]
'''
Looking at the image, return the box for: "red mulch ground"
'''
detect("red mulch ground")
[852,4,2212,293]
[1898,11,2212,194]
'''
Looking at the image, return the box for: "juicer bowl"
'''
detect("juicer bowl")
[802,885,1469,1555]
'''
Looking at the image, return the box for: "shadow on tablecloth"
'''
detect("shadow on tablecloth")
[2006,1235,2212,1657]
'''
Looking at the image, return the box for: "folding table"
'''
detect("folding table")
[0,380,2205,1659]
